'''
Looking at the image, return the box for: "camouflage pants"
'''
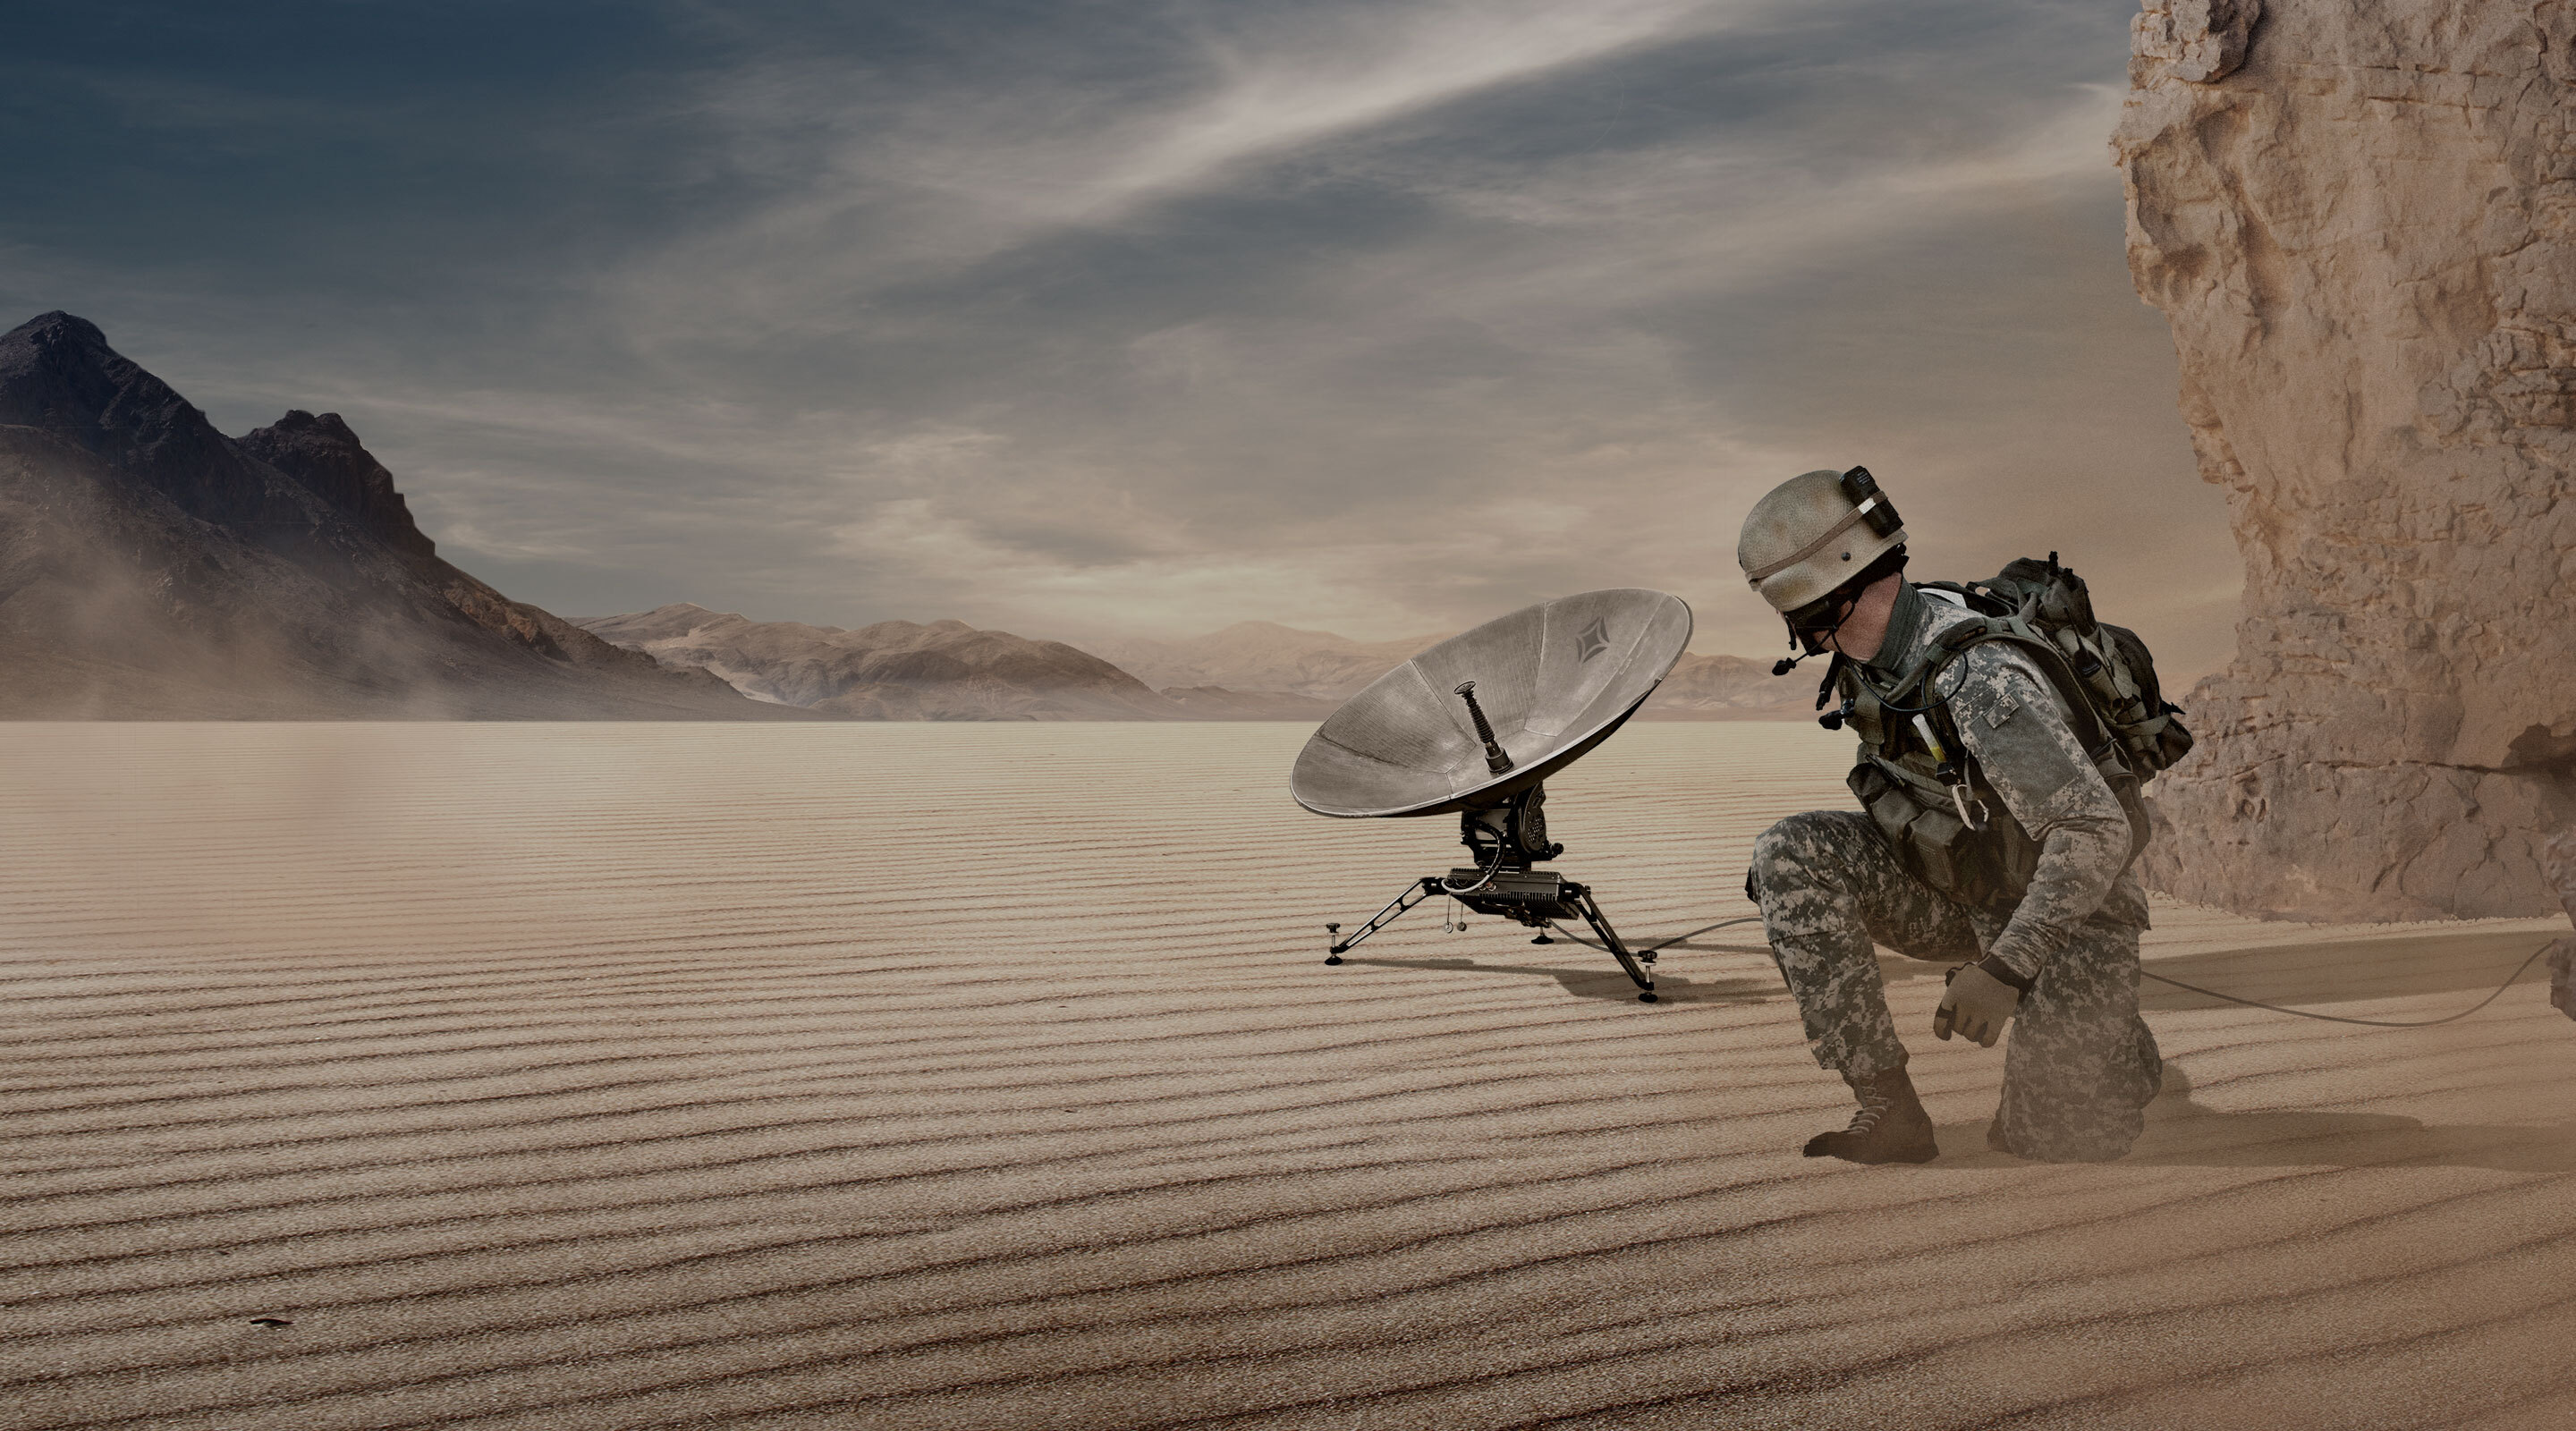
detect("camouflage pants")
[1747,809,2163,1163]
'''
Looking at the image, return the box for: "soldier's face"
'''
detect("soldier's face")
[1784,589,1858,655]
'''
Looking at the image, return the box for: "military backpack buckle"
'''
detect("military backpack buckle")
[1950,783,1988,833]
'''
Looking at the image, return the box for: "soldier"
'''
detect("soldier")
[1738,469,2164,1164]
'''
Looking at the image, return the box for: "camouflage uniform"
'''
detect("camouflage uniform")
[1750,582,2164,1162]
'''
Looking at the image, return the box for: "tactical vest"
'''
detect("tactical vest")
[1830,557,2187,910]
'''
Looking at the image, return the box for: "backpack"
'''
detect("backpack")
[1916,554,2194,780]
[1823,555,2190,910]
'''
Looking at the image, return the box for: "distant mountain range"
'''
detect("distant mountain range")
[1073,620,1817,719]
[0,312,790,718]
[1079,622,1451,702]
[1641,651,1821,719]
[0,309,1815,723]
[573,607,1816,723]
[574,604,1250,720]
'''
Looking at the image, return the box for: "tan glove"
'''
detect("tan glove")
[1934,961,2022,1046]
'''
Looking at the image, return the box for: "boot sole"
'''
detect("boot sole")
[1802,1135,1939,1164]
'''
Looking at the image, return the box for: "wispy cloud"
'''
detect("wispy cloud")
[0,1,2240,675]
[605,0,1777,342]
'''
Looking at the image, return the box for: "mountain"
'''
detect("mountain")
[0,311,792,718]
[1078,622,1452,703]
[1640,652,1819,720]
[1154,685,1342,720]
[1074,619,1816,719]
[575,604,1197,720]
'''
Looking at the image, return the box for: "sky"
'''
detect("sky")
[0,0,2242,679]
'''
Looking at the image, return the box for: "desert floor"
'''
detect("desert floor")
[1,722,2569,1430]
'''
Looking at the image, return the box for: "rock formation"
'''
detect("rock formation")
[2117,1,2576,918]
[577,604,1192,720]
[0,311,790,718]
[234,409,436,559]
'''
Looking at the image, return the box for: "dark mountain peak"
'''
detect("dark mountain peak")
[1,310,185,433]
[237,409,434,558]
[4,309,113,350]
[267,409,361,444]
[0,309,299,528]
[0,321,792,720]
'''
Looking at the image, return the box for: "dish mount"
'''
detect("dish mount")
[1290,588,1693,1003]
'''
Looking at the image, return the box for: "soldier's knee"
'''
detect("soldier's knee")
[1749,813,1839,902]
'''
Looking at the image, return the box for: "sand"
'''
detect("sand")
[0,721,2568,1430]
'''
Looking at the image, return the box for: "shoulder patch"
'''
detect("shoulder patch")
[1950,642,2064,725]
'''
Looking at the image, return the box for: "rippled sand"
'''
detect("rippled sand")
[1,722,2568,1429]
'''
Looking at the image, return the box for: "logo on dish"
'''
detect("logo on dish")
[1574,615,1612,663]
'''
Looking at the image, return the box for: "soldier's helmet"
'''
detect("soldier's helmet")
[1736,466,1907,614]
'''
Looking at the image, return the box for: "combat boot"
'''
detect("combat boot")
[1803,1066,1937,1164]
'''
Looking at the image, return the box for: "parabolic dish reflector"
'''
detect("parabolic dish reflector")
[1292,588,1692,818]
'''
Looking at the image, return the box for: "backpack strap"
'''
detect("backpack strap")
[1931,619,2119,761]
[1932,618,2153,875]
[1914,580,2006,617]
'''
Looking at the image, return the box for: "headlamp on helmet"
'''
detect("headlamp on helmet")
[1840,466,1902,538]
[1737,464,1912,673]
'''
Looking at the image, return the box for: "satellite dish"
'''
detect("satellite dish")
[1292,588,1692,817]
[1292,589,1694,1003]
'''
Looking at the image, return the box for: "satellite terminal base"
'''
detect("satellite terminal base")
[1321,785,1659,1002]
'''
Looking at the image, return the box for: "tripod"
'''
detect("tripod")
[1318,784,1658,1003]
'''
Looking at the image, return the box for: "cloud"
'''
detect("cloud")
[0,1,2238,678]
[655,4,1762,258]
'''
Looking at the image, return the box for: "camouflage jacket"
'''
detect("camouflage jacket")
[1848,581,2148,980]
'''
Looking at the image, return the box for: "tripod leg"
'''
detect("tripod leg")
[1326,877,1440,963]
[1573,886,1657,1002]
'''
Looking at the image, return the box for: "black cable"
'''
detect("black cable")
[1439,841,1510,895]
[1865,652,1969,718]
[2138,942,2558,1028]
[1548,911,2555,1029]
[1544,914,1764,956]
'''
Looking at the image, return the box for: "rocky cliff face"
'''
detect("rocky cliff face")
[235,409,436,559]
[2117,1,2576,918]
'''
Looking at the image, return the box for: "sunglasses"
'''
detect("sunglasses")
[1783,588,1860,654]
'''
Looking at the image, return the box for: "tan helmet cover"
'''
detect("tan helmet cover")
[1737,468,1907,613]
